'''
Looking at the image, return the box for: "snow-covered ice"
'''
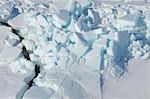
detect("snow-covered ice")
[0,0,150,99]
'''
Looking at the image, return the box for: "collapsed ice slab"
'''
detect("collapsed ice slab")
[75,9,101,32]
[105,31,130,77]
[85,30,99,41]
[75,18,90,32]
[22,86,52,99]
[6,6,20,21]
[8,12,32,29]
[52,10,71,28]
[108,31,129,57]
[5,32,20,47]
[87,9,101,29]
[115,31,129,48]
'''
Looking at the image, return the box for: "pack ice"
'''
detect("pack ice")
[0,0,150,99]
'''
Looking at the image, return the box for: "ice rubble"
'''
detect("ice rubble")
[0,0,150,99]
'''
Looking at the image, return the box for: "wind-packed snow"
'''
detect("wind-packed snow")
[0,0,150,99]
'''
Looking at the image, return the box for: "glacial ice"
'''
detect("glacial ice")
[0,0,150,99]
[52,9,71,28]
[22,86,52,99]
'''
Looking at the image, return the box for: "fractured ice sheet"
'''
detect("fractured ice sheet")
[0,0,150,99]
[0,65,30,99]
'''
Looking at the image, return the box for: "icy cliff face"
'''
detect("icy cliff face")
[0,0,150,99]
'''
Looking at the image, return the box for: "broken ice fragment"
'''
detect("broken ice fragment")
[52,10,71,28]
[24,60,35,71]
[135,10,147,32]
[22,39,35,51]
[87,9,101,29]
[71,1,83,21]
[8,12,32,29]
[6,6,20,21]
[115,31,129,48]
[75,16,91,32]
[75,8,101,32]
[105,31,130,77]
[5,31,20,47]
[37,15,49,27]
[5,38,20,47]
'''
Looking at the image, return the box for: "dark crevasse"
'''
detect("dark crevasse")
[0,22,41,99]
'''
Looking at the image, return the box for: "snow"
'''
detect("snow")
[0,45,22,64]
[37,15,49,27]
[45,65,102,99]
[104,59,150,99]
[0,65,30,99]
[8,12,31,29]
[117,14,135,28]
[22,86,52,99]
[22,39,35,51]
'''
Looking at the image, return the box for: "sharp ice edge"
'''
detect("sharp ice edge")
[0,0,150,99]
[0,23,41,99]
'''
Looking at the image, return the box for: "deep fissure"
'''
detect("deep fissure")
[1,22,41,99]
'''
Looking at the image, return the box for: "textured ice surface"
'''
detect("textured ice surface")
[104,59,150,99]
[0,0,150,99]
[0,65,30,99]
[22,86,52,99]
